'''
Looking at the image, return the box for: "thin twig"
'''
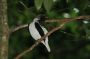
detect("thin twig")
[11,24,28,33]
[11,15,90,33]
[45,15,90,23]
[19,1,28,9]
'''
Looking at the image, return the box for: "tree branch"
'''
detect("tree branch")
[11,15,90,33]
[11,24,28,33]
[14,15,90,59]
[14,23,65,59]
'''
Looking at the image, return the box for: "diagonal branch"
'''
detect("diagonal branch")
[14,23,65,59]
[19,1,28,9]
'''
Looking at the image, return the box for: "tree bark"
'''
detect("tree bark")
[0,0,9,59]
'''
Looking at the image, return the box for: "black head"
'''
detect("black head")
[34,14,48,26]
[37,14,48,22]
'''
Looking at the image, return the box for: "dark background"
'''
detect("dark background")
[8,0,90,59]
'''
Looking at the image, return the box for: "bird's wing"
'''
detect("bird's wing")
[34,22,45,37]
[41,26,48,34]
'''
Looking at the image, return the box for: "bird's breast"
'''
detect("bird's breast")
[29,22,41,40]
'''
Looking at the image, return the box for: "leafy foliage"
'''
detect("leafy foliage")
[44,0,53,12]
[35,0,43,10]
[34,0,53,12]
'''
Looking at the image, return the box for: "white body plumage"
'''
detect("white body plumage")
[29,17,50,52]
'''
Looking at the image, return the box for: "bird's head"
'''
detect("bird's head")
[34,14,48,22]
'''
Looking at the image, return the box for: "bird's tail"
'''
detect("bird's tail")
[41,40,51,52]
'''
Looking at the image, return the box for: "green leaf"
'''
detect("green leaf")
[44,0,53,12]
[34,0,44,10]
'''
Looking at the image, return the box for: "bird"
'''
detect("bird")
[29,14,51,52]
